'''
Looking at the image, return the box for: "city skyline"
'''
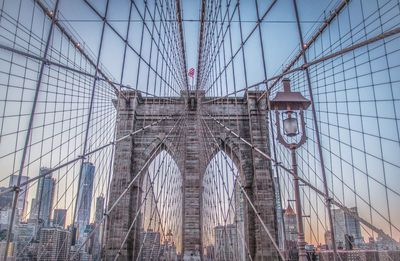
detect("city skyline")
[0,162,104,259]
[0,150,399,259]
[0,163,101,229]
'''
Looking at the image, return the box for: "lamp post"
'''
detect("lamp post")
[270,78,311,261]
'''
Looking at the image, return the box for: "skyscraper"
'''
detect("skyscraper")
[9,175,29,220]
[38,227,70,260]
[333,207,363,248]
[94,196,105,223]
[93,196,105,259]
[325,230,333,249]
[283,203,298,260]
[14,222,37,259]
[0,207,19,230]
[53,209,67,228]
[29,198,38,221]
[76,162,95,244]
[283,204,297,242]
[0,187,13,209]
[35,168,56,227]
[82,223,95,254]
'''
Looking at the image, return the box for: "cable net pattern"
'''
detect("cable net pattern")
[0,0,399,260]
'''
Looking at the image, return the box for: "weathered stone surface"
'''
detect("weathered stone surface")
[105,90,278,260]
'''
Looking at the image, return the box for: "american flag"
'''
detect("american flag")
[188,68,195,78]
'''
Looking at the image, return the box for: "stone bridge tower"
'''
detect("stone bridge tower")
[105,90,278,260]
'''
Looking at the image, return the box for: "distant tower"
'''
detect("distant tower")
[283,203,298,260]
[333,207,363,248]
[0,187,13,209]
[29,198,38,221]
[76,162,95,244]
[94,196,105,223]
[9,175,29,220]
[325,230,333,249]
[14,222,37,259]
[283,203,297,242]
[38,227,70,260]
[35,168,55,227]
[93,196,105,259]
[53,209,67,228]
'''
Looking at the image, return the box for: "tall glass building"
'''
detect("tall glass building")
[76,162,95,244]
[35,168,55,227]
[53,209,67,228]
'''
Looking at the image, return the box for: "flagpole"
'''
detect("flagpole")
[188,68,195,90]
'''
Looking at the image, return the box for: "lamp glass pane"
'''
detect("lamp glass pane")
[283,116,298,137]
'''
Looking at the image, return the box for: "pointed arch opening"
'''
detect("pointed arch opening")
[139,149,183,259]
[202,150,247,261]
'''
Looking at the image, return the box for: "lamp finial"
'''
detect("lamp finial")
[282,78,291,92]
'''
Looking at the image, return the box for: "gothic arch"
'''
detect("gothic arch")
[139,137,184,179]
[201,137,257,261]
[204,138,241,173]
